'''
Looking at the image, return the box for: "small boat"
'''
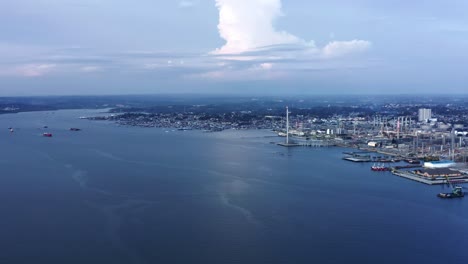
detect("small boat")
[43,133,53,137]
[437,186,464,199]
[69,128,81,131]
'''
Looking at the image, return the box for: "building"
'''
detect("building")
[418,108,432,122]
[423,160,455,169]
[414,168,462,178]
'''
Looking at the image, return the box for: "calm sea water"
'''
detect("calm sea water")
[0,109,467,264]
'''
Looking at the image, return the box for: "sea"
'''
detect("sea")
[0,109,467,264]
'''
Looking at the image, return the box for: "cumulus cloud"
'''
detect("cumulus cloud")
[212,0,371,60]
[213,0,302,54]
[322,40,372,58]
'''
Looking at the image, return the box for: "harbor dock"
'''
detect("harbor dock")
[391,170,468,185]
[278,140,332,147]
[342,156,372,162]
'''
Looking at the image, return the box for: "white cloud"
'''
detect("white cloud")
[178,1,196,8]
[189,62,286,81]
[10,64,57,77]
[212,0,371,61]
[213,0,301,54]
[259,63,273,70]
[322,40,372,58]
[80,66,102,72]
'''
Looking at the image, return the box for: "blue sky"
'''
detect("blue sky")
[0,0,467,95]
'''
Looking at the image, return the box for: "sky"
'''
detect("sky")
[1,0,468,96]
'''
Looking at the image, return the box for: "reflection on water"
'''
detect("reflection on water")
[0,109,467,264]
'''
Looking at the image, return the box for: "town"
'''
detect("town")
[80,96,468,160]
[83,95,468,189]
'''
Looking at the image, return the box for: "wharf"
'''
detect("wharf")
[342,151,372,155]
[343,157,372,162]
[392,164,422,170]
[375,150,400,157]
[278,140,332,147]
[277,142,302,147]
[391,170,468,185]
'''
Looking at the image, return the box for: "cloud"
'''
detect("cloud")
[322,40,372,58]
[9,64,57,77]
[80,66,102,72]
[259,63,273,70]
[178,1,196,8]
[213,0,301,55]
[190,66,285,81]
[212,0,371,60]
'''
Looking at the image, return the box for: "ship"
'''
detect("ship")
[438,175,464,198]
[43,133,53,137]
[70,128,81,131]
[437,186,464,199]
[371,163,389,171]
[277,132,287,137]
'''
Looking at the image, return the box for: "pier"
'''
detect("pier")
[342,151,373,155]
[278,140,332,147]
[391,170,468,185]
[342,156,372,162]
[392,164,421,170]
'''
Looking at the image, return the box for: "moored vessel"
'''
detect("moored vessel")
[371,163,389,171]
[437,187,464,199]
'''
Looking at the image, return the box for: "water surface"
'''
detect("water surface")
[0,109,466,264]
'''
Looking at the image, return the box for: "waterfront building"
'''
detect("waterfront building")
[414,168,462,178]
[423,160,455,168]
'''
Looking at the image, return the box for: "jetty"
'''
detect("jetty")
[342,155,372,162]
[391,170,468,185]
[278,140,332,148]
[342,151,372,155]
[392,164,421,170]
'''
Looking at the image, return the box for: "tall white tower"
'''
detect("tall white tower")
[286,106,289,144]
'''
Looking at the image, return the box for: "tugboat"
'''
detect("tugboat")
[438,175,464,199]
[437,186,464,199]
[43,132,53,137]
